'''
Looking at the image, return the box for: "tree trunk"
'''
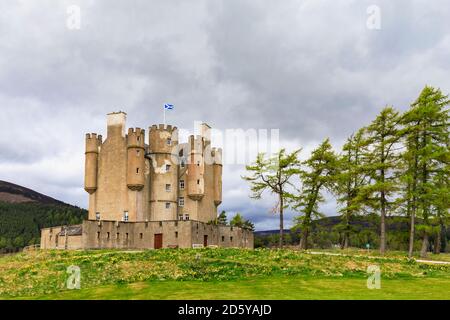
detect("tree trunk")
[343,206,350,250]
[408,209,415,258]
[300,228,308,250]
[380,191,386,255]
[420,232,429,258]
[434,228,441,255]
[279,194,284,248]
[343,233,349,249]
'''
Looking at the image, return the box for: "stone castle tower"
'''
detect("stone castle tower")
[84,111,222,224]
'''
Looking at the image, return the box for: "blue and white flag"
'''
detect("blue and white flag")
[164,103,174,110]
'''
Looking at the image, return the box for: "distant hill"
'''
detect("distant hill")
[0,180,66,205]
[255,215,449,250]
[0,180,87,252]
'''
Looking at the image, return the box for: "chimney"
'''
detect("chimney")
[107,111,127,138]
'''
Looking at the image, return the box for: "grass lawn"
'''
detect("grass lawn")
[22,276,450,300]
[1,248,450,300]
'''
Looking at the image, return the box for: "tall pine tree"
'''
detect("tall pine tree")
[334,129,370,249]
[292,139,338,250]
[401,86,449,258]
[362,106,401,254]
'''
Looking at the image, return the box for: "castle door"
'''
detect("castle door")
[203,235,208,247]
[154,233,163,249]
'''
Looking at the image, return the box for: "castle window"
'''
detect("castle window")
[178,214,183,221]
[230,236,233,242]
[184,214,190,221]
[222,236,225,242]
[175,231,178,238]
[136,150,140,156]
[197,161,200,166]
[197,179,200,185]
[116,233,120,239]
[136,167,140,174]
[126,233,129,240]
[179,149,184,157]
[166,138,172,145]
[159,221,163,227]
[165,202,170,209]
[180,159,185,168]
[180,180,185,189]
[137,136,140,142]
[140,233,143,239]
[96,212,100,220]
[107,232,110,239]
[165,184,171,192]
[179,197,184,207]
[97,232,100,239]
[165,164,171,172]
[123,211,129,222]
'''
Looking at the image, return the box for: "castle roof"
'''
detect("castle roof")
[58,225,82,236]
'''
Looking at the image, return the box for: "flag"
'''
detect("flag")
[164,103,174,110]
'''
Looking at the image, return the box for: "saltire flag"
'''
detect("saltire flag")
[164,103,174,110]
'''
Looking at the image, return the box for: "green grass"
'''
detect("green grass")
[19,276,450,300]
[1,248,449,299]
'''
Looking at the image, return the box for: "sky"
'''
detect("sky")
[0,0,449,231]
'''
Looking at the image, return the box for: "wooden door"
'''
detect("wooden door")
[203,235,208,247]
[154,233,163,249]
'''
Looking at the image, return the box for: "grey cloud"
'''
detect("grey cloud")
[0,0,449,230]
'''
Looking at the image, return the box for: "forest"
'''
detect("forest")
[0,202,86,252]
[243,86,449,258]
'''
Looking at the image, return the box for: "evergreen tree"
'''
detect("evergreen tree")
[230,213,245,227]
[242,149,302,247]
[401,86,449,258]
[217,210,228,225]
[334,129,370,249]
[292,139,338,250]
[361,106,401,254]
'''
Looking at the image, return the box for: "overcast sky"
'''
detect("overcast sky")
[0,0,449,230]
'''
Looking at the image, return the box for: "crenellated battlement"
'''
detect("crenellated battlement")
[150,124,178,133]
[85,133,102,153]
[127,127,145,149]
[85,133,103,141]
[148,124,179,154]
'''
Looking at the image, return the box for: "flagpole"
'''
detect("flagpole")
[163,106,166,126]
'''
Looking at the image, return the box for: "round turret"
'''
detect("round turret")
[148,124,179,220]
[84,133,102,194]
[186,135,205,201]
[212,148,222,206]
[127,128,145,190]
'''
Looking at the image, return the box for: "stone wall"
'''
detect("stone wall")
[40,220,253,250]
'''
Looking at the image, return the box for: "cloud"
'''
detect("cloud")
[0,0,449,230]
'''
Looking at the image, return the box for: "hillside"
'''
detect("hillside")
[0,180,66,205]
[0,181,87,252]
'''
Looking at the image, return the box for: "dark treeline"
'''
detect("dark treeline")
[255,215,450,253]
[0,202,86,253]
[244,86,449,258]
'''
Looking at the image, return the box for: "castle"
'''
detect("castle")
[40,112,254,249]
